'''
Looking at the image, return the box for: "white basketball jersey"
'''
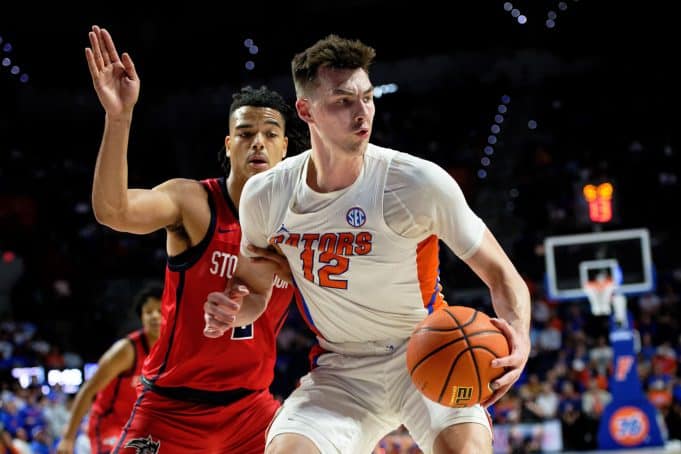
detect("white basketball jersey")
[241,144,484,348]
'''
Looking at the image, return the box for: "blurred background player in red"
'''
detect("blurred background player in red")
[85,25,297,454]
[56,283,162,454]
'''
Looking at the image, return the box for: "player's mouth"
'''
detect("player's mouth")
[354,127,370,138]
[247,153,270,170]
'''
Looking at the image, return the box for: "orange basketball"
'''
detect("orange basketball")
[406,305,510,407]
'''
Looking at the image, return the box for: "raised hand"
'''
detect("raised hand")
[203,283,250,338]
[85,25,140,117]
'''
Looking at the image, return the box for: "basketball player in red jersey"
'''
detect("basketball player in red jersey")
[56,284,163,454]
[85,25,297,453]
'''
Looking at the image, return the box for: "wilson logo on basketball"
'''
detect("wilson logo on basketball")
[609,406,649,446]
[449,386,473,406]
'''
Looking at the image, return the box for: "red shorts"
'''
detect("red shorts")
[88,412,127,454]
[113,388,280,454]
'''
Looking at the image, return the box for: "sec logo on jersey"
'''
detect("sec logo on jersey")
[346,207,366,227]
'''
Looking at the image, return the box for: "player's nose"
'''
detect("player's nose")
[251,132,265,150]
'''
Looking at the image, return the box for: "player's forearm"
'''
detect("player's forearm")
[234,288,272,326]
[62,386,95,440]
[491,275,531,338]
[92,113,134,225]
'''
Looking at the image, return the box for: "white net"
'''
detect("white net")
[584,277,615,316]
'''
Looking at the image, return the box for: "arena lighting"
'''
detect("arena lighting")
[583,182,614,223]
[243,38,257,71]
[373,83,398,98]
[0,38,30,83]
[11,366,45,388]
[84,362,99,380]
[47,368,83,394]
[479,95,510,179]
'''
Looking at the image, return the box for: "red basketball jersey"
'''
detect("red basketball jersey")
[91,329,149,424]
[141,178,293,402]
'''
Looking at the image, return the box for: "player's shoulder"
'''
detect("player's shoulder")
[374,144,448,186]
[154,178,206,197]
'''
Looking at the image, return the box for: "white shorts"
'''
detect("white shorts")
[266,340,492,454]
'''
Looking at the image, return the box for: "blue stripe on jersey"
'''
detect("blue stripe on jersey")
[426,273,442,314]
[300,294,317,328]
[292,276,318,330]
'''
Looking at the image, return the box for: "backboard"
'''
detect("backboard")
[544,228,654,300]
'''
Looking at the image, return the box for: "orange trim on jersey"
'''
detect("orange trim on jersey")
[308,344,328,370]
[416,235,447,313]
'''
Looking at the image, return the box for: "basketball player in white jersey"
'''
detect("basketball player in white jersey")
[204,35,531,453]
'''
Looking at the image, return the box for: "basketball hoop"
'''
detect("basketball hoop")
[584,277,615,316]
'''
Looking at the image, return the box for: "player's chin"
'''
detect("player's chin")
[246,162,271,175]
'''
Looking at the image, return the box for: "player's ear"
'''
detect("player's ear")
[296,98,313,124]
[282,136,288,159]
[224,136,231,158]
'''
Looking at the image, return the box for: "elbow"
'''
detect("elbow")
[91,203,127,231]
[91,192,126,229]
[92,205,116,227]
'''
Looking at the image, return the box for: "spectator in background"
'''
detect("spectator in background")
[534,382,559,420]
[589,335,613,377]
[0,427,18,454]
[9,428,29,454]
[56,283,162,454]
[28,426,50,454]
[581,377,611,420]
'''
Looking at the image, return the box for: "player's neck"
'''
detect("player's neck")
[225,173,244,211]
[308,139,365,193]
[145,330,160,346]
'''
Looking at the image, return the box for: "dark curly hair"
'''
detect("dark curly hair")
[218,86,309,176]
[134,282,164,318]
